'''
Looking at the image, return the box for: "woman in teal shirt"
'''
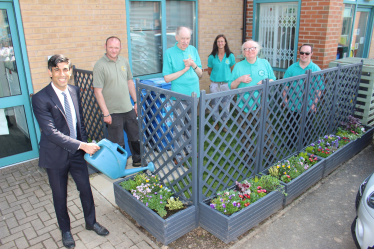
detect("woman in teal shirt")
[207,34,236,132]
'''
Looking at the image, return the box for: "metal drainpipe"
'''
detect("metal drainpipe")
[242,0,248,43]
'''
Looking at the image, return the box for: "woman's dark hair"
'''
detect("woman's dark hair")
[209,34,233,58]
[48,54,71,71]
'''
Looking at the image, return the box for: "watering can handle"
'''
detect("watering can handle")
[116,145,127,155]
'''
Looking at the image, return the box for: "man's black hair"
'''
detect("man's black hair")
[48,54,71,71]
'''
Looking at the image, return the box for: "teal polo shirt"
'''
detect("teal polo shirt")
[208,53,236,82]
[284,60,322,111]
[162,42,201,98]
[228,57,276,112]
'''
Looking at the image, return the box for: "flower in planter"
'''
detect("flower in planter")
[268,152,318,182]
[119,173,184,218]
[337,115,365,140]
[209,175,284,216]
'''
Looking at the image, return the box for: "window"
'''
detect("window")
[127,0,197,78]
[337,5,355,59]
[256,3,298,79]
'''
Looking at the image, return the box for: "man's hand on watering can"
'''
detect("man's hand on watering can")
[80,142,100,156]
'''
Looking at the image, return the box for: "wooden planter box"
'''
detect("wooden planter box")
[199,190,283,243]
[351,126,374,155]
[113,178,197,245]
[323,141,355,177]
[262,156,325,207]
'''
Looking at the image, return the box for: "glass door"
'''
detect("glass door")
[0,2,38,167]
[351,8,372,58]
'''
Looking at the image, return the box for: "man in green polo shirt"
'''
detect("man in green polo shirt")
[93,36,141,167]
[283,44,322,146]
[163,26,202,165]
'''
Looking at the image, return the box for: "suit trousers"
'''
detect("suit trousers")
[46,150,96,233]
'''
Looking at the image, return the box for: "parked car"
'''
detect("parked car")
[352,172,374,249]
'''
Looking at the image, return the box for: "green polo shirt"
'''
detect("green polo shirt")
[208,53,236,82]
[284,60,322,111]
[228,57,276,112]
[162,42,201,97]
[93,54,133,114]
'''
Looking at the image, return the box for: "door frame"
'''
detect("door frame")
[0,0,39,167]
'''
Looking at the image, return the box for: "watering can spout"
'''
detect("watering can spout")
[84,139,155,179]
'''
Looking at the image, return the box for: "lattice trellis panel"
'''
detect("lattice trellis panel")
[301,69,338,147]
[137,83,197,205]
[261,77,306,171]
[332,63,362,132]
[73,67,105,141]
[199,85,265,200]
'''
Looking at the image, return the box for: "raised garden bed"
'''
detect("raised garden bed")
[199,175,284,244]
[262,155,325,207]
[113,178,197,245]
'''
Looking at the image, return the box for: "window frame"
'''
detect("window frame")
[125,0,199,80]
[253,0,301,72]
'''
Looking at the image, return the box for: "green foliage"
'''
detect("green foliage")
[306,135,350,158]
[267,152,319,183]
[166,197,184,211]
[120,173,183,218]
[209,175,284,216]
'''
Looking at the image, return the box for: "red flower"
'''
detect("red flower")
[287,175,290,178]
[245,203,249,207]
[257,186,262,189]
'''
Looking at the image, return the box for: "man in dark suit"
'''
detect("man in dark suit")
[32,55,109,249]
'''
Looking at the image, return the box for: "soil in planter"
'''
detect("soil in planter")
[163,206,187,219]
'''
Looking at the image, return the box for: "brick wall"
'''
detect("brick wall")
[245,0,344,70]
[20,0,243,94]
[20,0,129,93]
[198,0,243,91]
[298,0,343,69]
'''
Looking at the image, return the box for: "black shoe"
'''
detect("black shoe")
[62,231,75,248]
[86,222,109,236]
[132,161,141,167]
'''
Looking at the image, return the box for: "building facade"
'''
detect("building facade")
[0,0,373,167]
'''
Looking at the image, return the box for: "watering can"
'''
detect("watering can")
[84,139,155,179]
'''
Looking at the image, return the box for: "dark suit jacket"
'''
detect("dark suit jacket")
[32,83,87,169]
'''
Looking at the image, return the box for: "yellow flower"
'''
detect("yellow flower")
[276,166,280,168]
[160,185,163,188]
[288,166,290,169]
[146,180,149,183]
[282,165,285,168]
[284,172,287,174]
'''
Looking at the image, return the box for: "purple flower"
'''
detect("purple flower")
[160,195,163,199]
[220,198,224,202]
[160,201,163,204]
[318,146,322,150]
[237,203,241,207]
[154,192,157,195]
[224,209,227,213]
[317,140,321,144]
[337,136,341,140]
[146,202,148,207]
[304,165,309,170]
[210,204,215,209]
[311,143,315,147]
[324,135,328,139]
[326,142,330,146]
[229,196,232,199]
[222,204,226,208]
[233,201,237,207]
